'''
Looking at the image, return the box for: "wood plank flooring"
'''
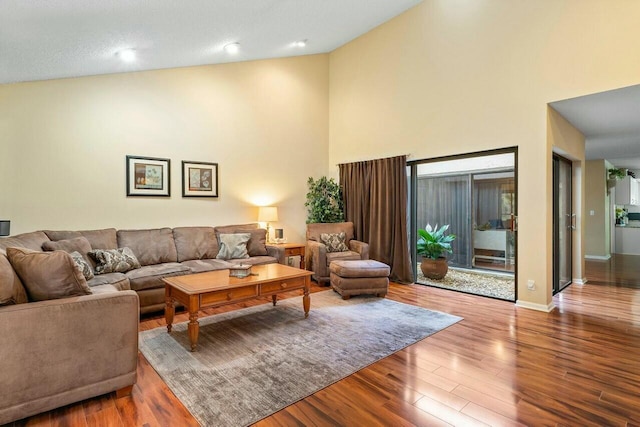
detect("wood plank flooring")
[10,255,640,426]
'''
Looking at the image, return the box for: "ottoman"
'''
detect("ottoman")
[329,260,390,299]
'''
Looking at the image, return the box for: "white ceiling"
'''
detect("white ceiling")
[0,0,422,84]
[550,84,640,170]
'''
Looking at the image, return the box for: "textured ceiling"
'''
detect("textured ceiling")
[0,0,422,84]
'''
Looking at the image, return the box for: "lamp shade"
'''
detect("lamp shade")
[0,220,10,237]
[258,206,278,222]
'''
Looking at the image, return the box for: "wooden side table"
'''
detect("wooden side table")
[270,243,306,270]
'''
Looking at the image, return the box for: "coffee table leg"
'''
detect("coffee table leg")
[272,295,277,306]
[303,278,310,318]
[165,296,174,333]
[188,311,199,352]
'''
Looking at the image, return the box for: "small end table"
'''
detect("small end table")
[270,243,306,270]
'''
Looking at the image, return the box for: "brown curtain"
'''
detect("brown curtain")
[339,155,413,283]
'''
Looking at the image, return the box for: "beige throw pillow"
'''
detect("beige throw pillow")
[320,232,349,253]
[216,233,251,260]
[6,247,92,301]
[89,247,141,274]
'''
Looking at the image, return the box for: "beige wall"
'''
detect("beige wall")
[329,0,640,309]
[0,55,330,242]
[585,160,612,258]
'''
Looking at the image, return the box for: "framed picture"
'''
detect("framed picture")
[182,161,218,197]
[126,155,171,197]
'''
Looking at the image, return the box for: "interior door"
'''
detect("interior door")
[553,155,573,293]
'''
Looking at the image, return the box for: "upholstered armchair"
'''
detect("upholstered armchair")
[306,222,369,285]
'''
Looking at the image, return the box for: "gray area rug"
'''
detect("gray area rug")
[139,290,462,427]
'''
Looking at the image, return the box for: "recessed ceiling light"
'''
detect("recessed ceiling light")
[294,40,307,48]
[224,42,240,54]
[117,48,136,62]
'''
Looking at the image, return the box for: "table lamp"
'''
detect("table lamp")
[0,220,10,237]
[258,207,278,243]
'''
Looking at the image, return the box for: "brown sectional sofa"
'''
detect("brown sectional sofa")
[0,223,284,424]
[0,223,285,314]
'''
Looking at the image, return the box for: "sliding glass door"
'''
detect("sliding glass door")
[409,148,517,301]
[553,154,573,293]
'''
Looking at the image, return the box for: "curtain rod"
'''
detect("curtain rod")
[336,154,411,166]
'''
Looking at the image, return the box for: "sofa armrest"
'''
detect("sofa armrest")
[266,245,286,264]
[307,240,328,278]
[349,240,370,260]
[0,290,139,424]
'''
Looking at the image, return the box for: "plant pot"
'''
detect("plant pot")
[420,257,449,280]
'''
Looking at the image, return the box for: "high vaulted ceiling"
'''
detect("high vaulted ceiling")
[0,0,422,84]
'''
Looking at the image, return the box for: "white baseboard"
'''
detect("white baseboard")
[515,300,556,312]
[572,278,588,285]
[585,254,611,260]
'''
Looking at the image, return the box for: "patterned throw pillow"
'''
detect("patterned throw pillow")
[69,251,94,280]
[320,232,349,253]
[216,233,251,260]
[89,247,141,275]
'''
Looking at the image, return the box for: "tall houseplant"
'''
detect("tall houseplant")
[417,224,456,280]
[305,176,344,223]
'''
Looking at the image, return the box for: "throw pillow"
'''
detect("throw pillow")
[0,253,29,306]
[89,247,141,275]
[246,229,268,256]
[320,232,349,253]
[42,236,95,269]
[216,233,251,260]
[69,251,95,280]
[6,247,92,301]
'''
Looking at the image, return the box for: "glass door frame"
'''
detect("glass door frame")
[408,147,518,301]
[552,154,573,294]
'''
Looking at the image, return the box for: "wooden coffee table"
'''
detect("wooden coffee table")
[163,263,312,351]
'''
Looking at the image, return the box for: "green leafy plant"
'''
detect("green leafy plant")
[305,176,344,223]
[417,224,456,259]
[608,168,626,180]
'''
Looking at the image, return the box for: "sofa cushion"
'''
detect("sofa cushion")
[126,263,191,291]
[117,228,178,266]
[325,250,362,265]
[0,252,28,306]
[229,256,278,266]
[42,236,95,268]
[89,248,141,274]
[329,259,391,278]
[320,232,349,253]
[214,223,258,235]
[173,226,218,262]
[69,251,95,280]
[44,228,118,250]
[86,272,130,291]
[181,259,235,273]
[6,247,91,301]
[216,233,251,260]
[0,231,50,253]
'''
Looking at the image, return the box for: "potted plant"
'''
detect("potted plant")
[417,224,456,280]
[608,168,627,180]
[305,176,344,223]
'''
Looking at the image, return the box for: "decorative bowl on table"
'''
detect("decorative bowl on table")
[229,264,252,278]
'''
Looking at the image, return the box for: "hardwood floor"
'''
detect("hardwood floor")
[11,255,640,426]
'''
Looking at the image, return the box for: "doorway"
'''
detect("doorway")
[553,154,573,293]
[409,148,518,301]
